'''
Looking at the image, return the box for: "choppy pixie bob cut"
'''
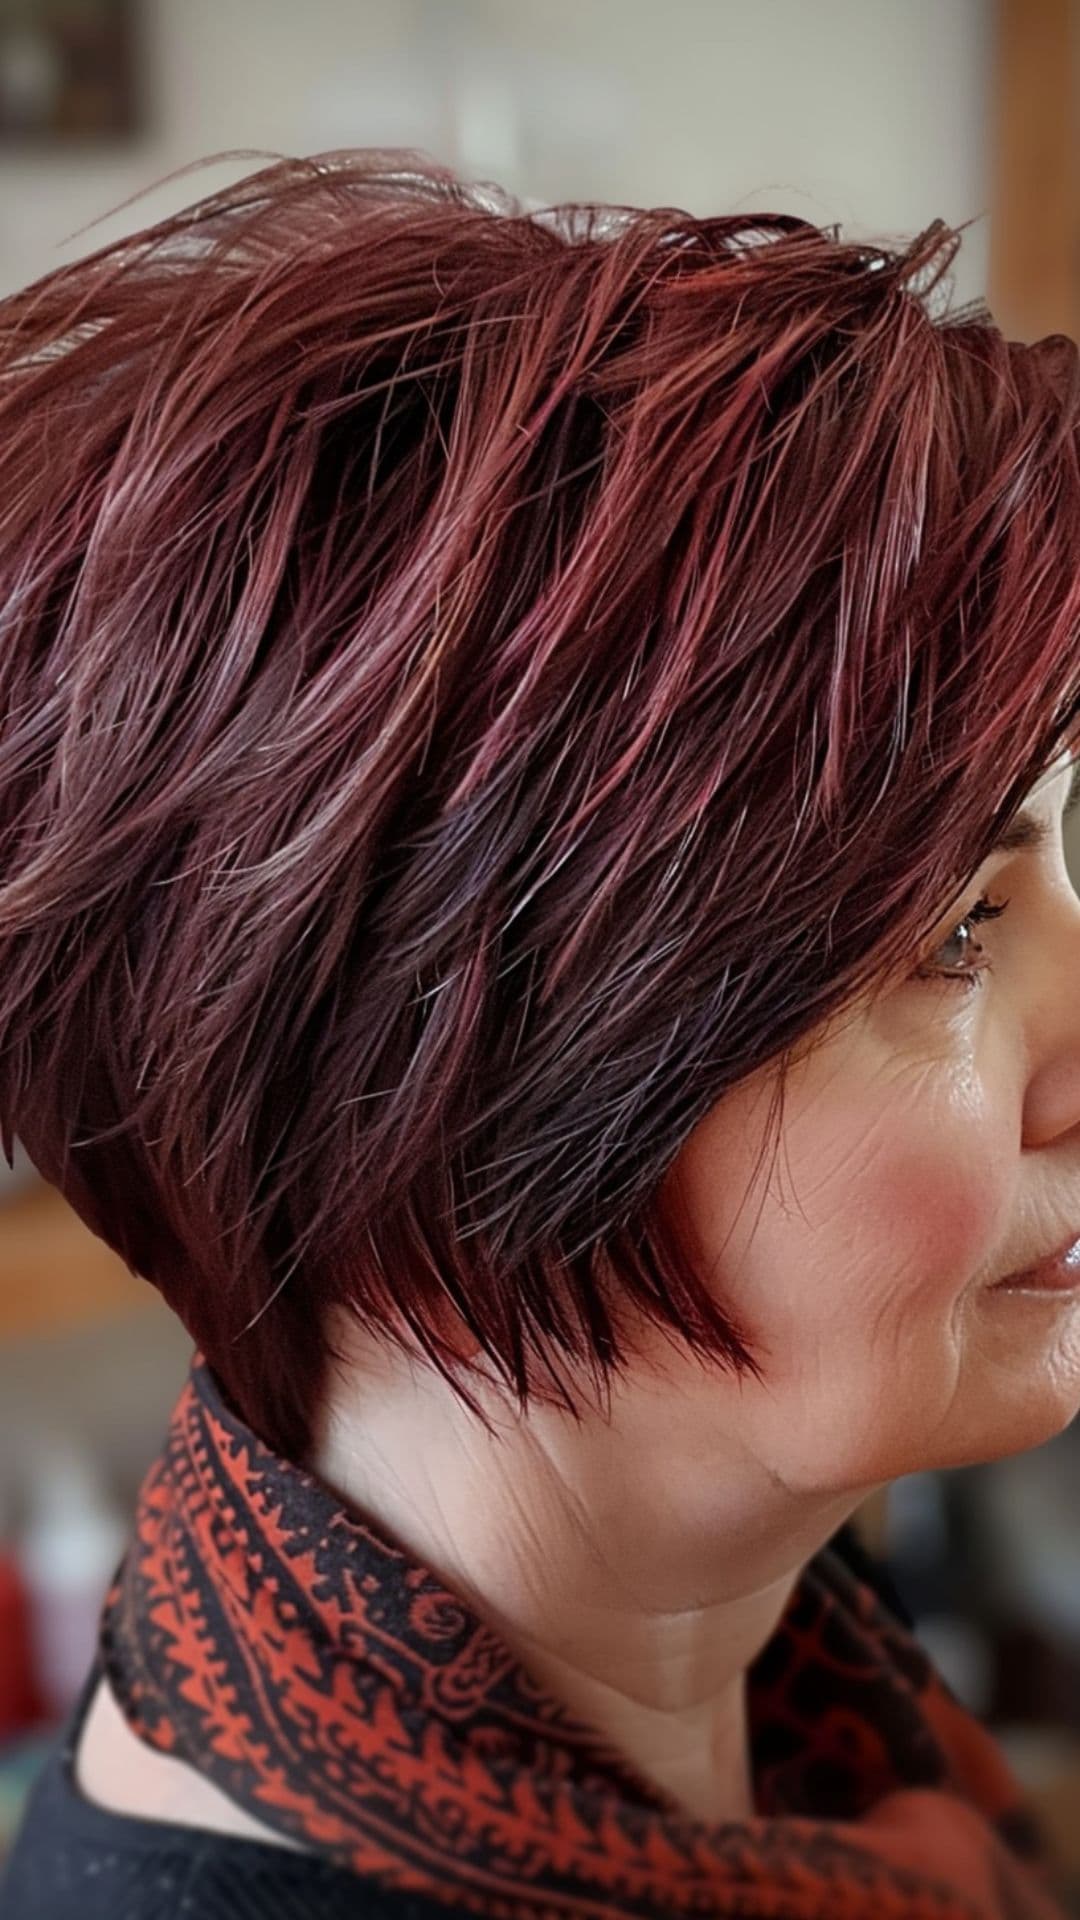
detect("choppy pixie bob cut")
[1,148,1079,1460]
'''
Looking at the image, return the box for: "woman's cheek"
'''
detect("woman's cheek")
[861,1144,1003,1294]
[873,1075,1016,1295]
[667,1044,1014,1322]
[798,1043,1015,1290]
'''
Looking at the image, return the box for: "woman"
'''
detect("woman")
[1,148,1079,1920]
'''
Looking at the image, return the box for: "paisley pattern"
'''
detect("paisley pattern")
[98,1356,1069,1919]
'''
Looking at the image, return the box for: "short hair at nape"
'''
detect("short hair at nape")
[1,149,1078,1458]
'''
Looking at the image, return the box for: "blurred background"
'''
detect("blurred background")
[1,0,1080,1897]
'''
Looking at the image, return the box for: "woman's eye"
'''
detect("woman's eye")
[915,894,1011,992]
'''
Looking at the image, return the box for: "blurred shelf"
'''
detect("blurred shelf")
[989,0,1080,343]
[996,1726,1080,1900]
[0,1178,154,1344]
[851,1484,891,1556]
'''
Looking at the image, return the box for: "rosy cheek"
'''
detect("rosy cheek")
[868,1138,1009,1289]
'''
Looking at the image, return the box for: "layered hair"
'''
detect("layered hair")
[1,149,1079,1459]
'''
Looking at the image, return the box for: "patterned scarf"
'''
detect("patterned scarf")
[99,1354,1069,1919]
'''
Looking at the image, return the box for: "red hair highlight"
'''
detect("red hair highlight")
[0,150,1078,1456]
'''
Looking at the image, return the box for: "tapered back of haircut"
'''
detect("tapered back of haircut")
[1,148,1079,1459]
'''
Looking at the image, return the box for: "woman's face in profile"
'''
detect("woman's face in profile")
[656,752,1080,1493]
[321,754,1080,1576]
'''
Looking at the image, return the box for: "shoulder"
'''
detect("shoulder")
[72,1673,303,1851]
[1,1753,441,1918]
[0,1674,429,1920]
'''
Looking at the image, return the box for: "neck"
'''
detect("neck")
[307,1317,861,1825]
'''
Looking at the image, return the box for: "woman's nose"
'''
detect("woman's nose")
[1020,883,1080,1152]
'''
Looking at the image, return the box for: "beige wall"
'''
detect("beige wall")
[0,0,1075,1563]
[1,0,1071,872]
[0,0,990,306]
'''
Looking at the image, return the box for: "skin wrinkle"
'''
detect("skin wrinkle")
[301,754,1080,1830]
[3,160,1075,1879]
[78,756,1080,1838]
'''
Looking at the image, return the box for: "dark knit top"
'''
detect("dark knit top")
[1,1355,1069,1920]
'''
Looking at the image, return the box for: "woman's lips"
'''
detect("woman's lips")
[989,1235,1080,1295]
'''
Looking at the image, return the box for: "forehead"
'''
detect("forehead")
[986,755,1077,857]
[1011,749,1078,815]
[1034,749,1077,796]
[1027,752,1080,817]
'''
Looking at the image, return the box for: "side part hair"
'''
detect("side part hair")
[1,149,1078,1457]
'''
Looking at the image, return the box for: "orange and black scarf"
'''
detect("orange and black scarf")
[98,1355,1070,1919]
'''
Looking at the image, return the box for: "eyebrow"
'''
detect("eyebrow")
[991,815,1053,854]
[989,760,1080,856]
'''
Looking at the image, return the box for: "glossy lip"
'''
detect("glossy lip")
[989,1234,1080,1294]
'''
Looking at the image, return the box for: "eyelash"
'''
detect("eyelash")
[914,893,1011,993]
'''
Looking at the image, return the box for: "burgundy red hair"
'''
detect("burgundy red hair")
[1,149,1078,1457]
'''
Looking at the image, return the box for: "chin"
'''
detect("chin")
[961,1293,1080,1462]
[928,1390,1080,1473]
